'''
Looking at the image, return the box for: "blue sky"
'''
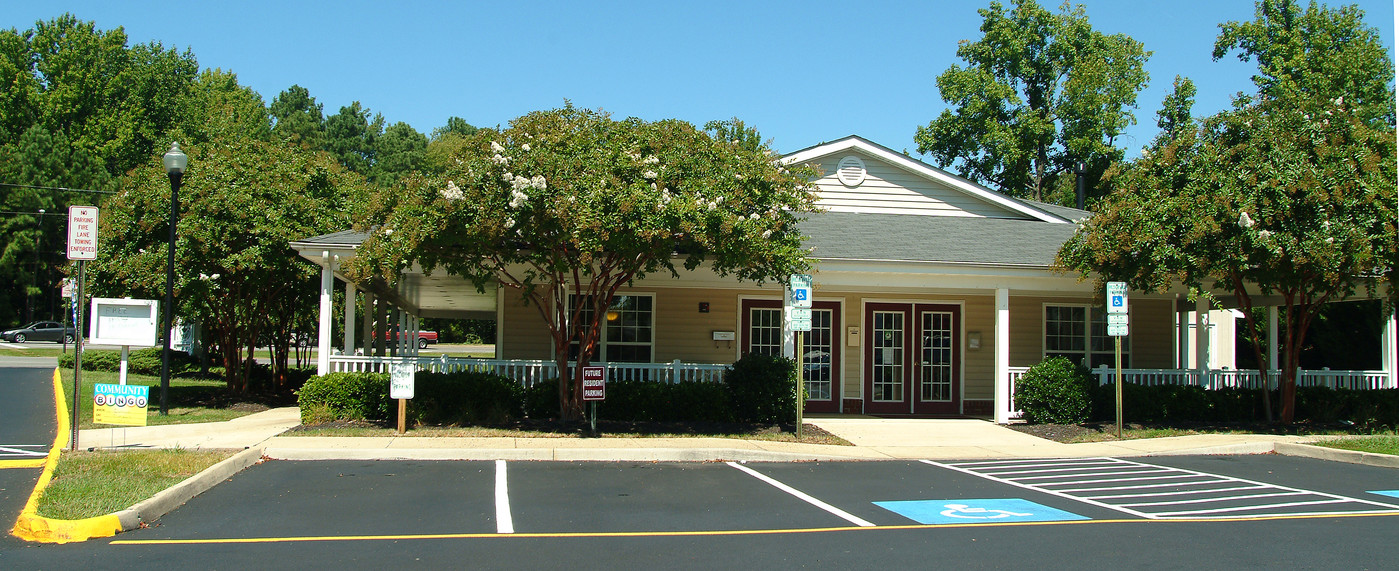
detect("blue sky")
[4,0,1394,158]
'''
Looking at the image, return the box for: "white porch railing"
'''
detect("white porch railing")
[1004,366,1029,421]
[327,355,727,386]
[1089,367,1397,391]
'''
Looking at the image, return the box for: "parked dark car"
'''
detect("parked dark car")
[2,321,76,344]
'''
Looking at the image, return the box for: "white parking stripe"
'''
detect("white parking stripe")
[926,457,1399,520]
[727,462,875,527]
[0,445,47,458]
[1086,485,1269,500]
[495,460,514,534]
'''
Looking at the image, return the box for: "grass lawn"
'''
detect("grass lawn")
[1313,435,1399,456]
[0,346,71,358]
[58,369,280,430]
[36,449,236,520]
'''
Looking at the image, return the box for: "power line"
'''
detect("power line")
[0,182,115,195]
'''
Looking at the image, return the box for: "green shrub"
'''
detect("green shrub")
[1014,357,1092,424]
[296,372,391,424]
[599,379,733,423]
[59,348,198,376]
[523,378,559,419]
[412,370,523,425]
[725,353,798,424]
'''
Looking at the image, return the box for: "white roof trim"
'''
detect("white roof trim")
[783,136,1067,224]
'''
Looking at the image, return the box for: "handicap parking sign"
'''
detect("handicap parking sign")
[874,498,1089,525]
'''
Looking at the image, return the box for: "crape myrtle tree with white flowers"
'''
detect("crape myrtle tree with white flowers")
[350,105,819,421]
[1057,0,1397,424]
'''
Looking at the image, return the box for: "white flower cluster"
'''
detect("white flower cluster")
[441,180,464,200]
[502,173,547,209]
[491,141,509,165]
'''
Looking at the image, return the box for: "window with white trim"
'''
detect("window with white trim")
[1045,305,1127,368]
[568,294,654,363]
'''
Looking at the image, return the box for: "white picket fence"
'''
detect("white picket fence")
[1089,367,1397,391]
[1001,366,1395,422]
[328,355,727,386]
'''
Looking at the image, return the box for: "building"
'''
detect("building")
[293,136,1398,421]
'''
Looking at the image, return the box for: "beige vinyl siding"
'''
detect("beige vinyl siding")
[960,295,995,401]
[500,293,552,360]
[1009,295,1176,369]
[810,150,1025,219]
[652,288,744,363]
[1130,299,1175,368]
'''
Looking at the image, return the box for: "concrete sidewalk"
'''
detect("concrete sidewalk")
[79,407,302,450]
[79,408,1330,462]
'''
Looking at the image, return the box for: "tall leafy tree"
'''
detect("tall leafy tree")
[914,0,1149,203]
[372,121,428,184]
[350,105,818,420]
[0,15,194,326]
[92,137,365,392]
[324,101,384,175]
[270,85,325,150]
[1059,0,1396,423]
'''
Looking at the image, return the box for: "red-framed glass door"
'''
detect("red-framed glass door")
[864,302,961,415]
[741,299,841,414]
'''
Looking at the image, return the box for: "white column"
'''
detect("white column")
[316,251,334,375]
[361,292,375,356]
[1268,306,1279,389]
[1175,297,1188,369]
[1195,297,1209,373]
[1382,308,1397,388]
[343,282,357,356]
[374,298,387,356]
[993,288,1011,424]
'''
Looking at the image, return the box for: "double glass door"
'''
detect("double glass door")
[864,303,960,415]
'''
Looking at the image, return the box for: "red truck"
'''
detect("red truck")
[382,330,439,349]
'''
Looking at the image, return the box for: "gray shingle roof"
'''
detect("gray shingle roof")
[289,229,368,249]
[799,211,1077,267]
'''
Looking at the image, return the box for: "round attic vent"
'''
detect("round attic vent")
[836,155,866,187]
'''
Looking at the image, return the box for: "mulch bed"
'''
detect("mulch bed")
[1006,420,1358,443]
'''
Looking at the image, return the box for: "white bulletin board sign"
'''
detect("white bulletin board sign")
[88,298,159,347]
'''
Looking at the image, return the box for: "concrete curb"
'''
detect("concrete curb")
[111,446,267,532]
[1144,442,1281,457]
[265,446,876,463]
[1274,442,1399,469]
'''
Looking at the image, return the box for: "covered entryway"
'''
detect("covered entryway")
[864,302,961,415]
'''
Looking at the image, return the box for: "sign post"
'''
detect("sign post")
[390,362,415,434]
[788,275,812,440]
[582,366,605,436]
[1106,282,1129,439]
[67,206,98,450]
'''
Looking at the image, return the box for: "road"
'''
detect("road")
[0,360,59,555]
[4,454,1397,568]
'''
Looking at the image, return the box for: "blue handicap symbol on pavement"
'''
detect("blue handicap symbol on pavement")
[874,498,1089,525]
[1368,490,1399,499]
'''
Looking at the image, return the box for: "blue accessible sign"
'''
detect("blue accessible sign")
[874,498,1089,525]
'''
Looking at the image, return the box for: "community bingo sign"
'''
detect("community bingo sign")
[93,383,150,426]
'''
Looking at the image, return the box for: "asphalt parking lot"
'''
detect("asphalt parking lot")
[6,455,1397,568]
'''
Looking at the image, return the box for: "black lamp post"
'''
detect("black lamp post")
[160,142,187,416]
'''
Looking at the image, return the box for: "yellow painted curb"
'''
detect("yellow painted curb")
[10,368,124,544]
[0,459,48,469]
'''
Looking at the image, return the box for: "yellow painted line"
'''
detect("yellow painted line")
[110,511,1399,546]
[0,458,48,469]
[9,368,124,544]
